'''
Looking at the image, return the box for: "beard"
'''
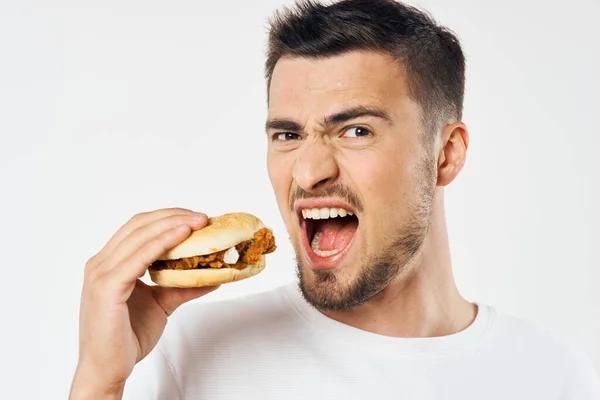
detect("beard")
[296,153,437,312]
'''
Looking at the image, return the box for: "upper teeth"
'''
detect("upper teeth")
[301,207,354,219]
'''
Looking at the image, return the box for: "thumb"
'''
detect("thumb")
[152,285,220,316]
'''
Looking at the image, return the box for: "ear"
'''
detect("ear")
[436,122,469,187]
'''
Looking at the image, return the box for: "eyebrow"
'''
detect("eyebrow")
[265,105,391,133]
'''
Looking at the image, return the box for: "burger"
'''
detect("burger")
[149,212,276,288]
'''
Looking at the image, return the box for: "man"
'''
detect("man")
[69,0,600,399]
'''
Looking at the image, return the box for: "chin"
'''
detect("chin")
[295,227,429,312]
[295,256,379,312]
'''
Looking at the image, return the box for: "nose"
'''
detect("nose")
[293,136,339,192]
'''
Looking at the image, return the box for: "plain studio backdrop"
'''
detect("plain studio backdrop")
[0,0,598,398]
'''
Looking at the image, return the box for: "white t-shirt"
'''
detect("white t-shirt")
[124,283,600,399]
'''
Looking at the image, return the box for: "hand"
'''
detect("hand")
[70,208,219,399]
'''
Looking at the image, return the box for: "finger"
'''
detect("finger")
[106,224,194,286]
[91,208,197,268]
[152,285,220,316]
[93,213,208,278]
[96,208,196,264]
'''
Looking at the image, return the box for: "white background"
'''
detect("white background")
[0,0,598,398]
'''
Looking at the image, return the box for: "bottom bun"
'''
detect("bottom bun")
[149,255,266,288]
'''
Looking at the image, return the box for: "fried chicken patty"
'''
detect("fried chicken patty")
[150,228,276,271]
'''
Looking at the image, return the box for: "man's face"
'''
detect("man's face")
[266,50,437,311]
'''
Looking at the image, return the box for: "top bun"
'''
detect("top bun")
[157,212,266,260]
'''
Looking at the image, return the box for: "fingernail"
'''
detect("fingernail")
[191,213,206,220]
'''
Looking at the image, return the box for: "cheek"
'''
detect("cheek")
[267,153,294,210]
[266,154,277,187]
[348,147,418,221]
[352,153,407,199]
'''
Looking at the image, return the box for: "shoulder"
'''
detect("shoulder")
[484,306,600,395]
[172,283,295,325]
[125,284,301,398]
[487,307,587,360]
[153,283,306,386]
[158,283,300,349]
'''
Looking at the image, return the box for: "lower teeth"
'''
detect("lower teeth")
[310,232,341,257]
[314,248,341,257]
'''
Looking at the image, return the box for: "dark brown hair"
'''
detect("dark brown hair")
[266,0,465,137]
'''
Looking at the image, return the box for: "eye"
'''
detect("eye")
[342,126,372,138]
[273,132,301,141]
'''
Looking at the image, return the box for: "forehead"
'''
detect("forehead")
[268,51,411,116]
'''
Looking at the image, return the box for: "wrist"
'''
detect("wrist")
[70,365,125,400]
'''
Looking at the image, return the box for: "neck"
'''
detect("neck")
[322,190,476,338]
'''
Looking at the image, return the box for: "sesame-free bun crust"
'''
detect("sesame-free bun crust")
[149,256,265,288]
[158,212,266,260]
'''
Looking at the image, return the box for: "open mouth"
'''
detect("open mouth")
[299,206,359,269]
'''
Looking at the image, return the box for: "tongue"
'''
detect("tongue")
[315,218,357,251]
